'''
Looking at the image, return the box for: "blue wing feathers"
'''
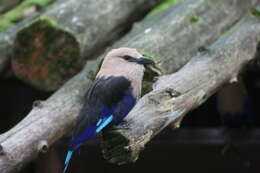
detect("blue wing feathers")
[72,125,96,147]
[113,91,136,124]
[71,89,136,148]
[63,150,74,173]
[96,119,102,126]
[96,115,113,133]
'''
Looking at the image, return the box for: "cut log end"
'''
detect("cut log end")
[101,128,139,165]
[102,125,154,165]
[11,18,82,91]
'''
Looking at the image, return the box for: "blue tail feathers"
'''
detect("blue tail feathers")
[63,150,74,173]
[63,115,114,172]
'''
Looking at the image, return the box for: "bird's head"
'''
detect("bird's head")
[97,48,158,78]
[97,48,161,97]
[106,47,155,66]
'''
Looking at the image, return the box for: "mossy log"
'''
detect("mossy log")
[111,0,258,74]
[0,0,258,172]
[0,0,20,14]
[11,0,163,91]
[101,12,260,164]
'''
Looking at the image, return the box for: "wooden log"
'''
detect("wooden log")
[101,11,260,164]
[0,0,20,14]
[111,0,258,74]
[11,0,163,91]
[0,0,257,172]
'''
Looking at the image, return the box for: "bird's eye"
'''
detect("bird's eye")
[122,55,133,60]
[123,55,132,60]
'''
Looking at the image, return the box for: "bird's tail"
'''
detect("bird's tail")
[63,150,74,173]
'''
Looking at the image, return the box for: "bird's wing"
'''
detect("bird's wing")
[63,76,138,173]
[71,76,133,149]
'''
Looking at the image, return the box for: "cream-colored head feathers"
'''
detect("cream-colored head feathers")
[96,48,146,98]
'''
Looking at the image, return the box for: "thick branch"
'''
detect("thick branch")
[113,0,258,74]
[0,0,257,172]
[0,64,97,173]
[101,14,260,164]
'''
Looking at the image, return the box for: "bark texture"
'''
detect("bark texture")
[11,0,162,91]
[101,13,260,164]
[112,0,258,74]
[0,64,94,173]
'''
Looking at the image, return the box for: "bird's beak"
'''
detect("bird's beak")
[136,56,155,65]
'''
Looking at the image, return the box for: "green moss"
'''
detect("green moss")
[147,0,182,17]
[190,15,199,24]
[36,17,59,28]
[0,0,54,32]
[25,0,53,6]
[250,8,260,17]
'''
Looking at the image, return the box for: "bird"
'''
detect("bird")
[63,47,156,173]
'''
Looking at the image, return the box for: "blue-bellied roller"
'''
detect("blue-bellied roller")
[63,48,155,173]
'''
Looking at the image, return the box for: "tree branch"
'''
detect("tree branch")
[101,13,260,164]
[112,0,257,74]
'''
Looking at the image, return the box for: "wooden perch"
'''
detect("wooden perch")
[0,0,257,172]
[101,13,260,164]
[0,64,96,173]
[11,0,162,91]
